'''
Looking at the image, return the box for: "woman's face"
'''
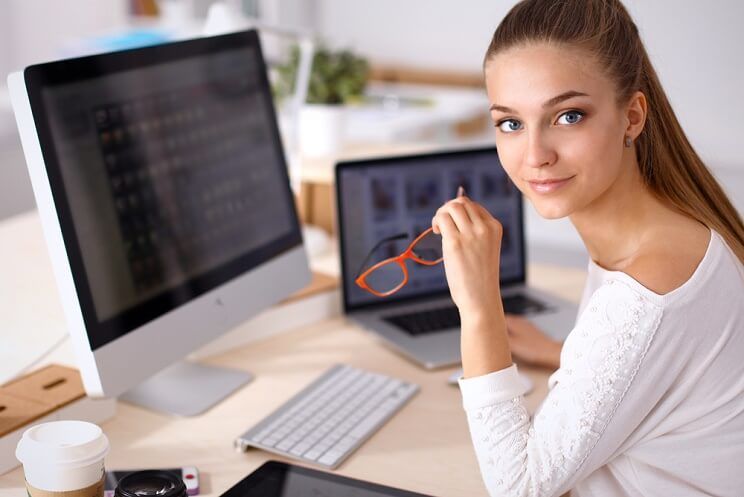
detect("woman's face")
[484,43,631,219]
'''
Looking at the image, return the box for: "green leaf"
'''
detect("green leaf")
[272,43,369,105]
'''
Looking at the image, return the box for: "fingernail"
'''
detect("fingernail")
[457,185,465,197]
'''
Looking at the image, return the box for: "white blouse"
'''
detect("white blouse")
[459,230,744,497]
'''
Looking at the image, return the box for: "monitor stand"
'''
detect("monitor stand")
[120,361,253,416]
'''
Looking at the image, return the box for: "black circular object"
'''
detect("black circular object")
[114,470,187,497]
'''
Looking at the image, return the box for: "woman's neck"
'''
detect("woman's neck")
[569,163,672,271]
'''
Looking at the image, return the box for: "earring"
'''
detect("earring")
[624,136,633,148]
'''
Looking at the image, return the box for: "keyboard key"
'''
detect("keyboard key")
[331,435,359,454]
[303,448,323,461]
[318,449,344,467]
[262,436,280,447]
[275,439,295,451]
[289,441,312,457]
[348,403,396,439]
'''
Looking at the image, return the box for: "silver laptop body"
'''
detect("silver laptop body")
[336,147,577,369]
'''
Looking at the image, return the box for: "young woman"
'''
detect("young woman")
[431,0,744,495]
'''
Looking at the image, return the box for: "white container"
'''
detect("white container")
[298,104,346,157]
[16,420,109,493]
[1,396,116,476]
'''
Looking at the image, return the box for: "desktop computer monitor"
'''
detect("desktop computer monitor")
[7,30,311,415]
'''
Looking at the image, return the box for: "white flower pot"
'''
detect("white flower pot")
[298,104,346,157]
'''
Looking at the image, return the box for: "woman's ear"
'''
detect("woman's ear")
[625,90,647,141]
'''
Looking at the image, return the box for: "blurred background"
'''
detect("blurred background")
[1,0,742,267]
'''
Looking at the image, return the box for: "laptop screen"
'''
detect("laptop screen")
[337,147,525,311]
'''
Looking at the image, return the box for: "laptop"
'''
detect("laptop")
[335,146,577,369]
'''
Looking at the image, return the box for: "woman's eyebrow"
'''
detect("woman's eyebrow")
[489,90,590,113]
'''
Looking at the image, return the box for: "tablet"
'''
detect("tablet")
[220,461,434,497]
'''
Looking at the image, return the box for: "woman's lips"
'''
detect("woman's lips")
[527,176,575,194]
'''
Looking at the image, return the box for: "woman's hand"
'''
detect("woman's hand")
[431,195,503,320]
[432,194,512,378]
[505,315,563,370]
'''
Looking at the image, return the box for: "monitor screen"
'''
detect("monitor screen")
[24,31,301,350]
[337,147,525,311]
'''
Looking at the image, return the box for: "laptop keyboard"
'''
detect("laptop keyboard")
[383,293,551,336]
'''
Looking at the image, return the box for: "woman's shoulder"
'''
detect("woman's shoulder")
[622,221,711,297]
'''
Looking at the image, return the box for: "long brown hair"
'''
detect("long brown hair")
[484,0,744,264]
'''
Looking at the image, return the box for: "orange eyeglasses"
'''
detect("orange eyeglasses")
[354,227,443,297]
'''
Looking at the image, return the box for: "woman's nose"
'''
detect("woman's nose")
[524,130,557,169]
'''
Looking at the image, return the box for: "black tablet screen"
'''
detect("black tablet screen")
[221,461,433,497]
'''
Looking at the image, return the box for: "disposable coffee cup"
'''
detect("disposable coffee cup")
[16,420,109,497]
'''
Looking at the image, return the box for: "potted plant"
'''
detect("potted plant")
[274,44,369,157]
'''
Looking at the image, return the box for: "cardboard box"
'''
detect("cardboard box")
[0,365,116,475]
[2,364,85,410]
[0,392,49,439]
[298,182,336,235]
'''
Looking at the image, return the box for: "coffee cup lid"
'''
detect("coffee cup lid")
[16,420,109,469]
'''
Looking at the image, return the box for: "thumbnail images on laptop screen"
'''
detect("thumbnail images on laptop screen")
[339,149,524,308]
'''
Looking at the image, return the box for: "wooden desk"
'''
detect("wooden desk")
[0,211,586,497]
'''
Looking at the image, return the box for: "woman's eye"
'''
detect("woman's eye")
[497,119,522,133]
[556,110,585,125]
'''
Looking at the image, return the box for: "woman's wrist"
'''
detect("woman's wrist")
[458,299,504,330]
[459,304,512,378]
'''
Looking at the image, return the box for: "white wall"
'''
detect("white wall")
[0,0,129,219]
[0,5,11,81]
[315,1,508,73]
[1,1,129,74]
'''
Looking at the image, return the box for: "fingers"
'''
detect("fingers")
[440,197,489,231]
[465,200,499,226]
[458,199,485,231]
[433,208,459,240]
[432,196,502,240]
[433,202,467,235]
[446,201,473,234]
[469,200,504,237]
[454,196,493,222]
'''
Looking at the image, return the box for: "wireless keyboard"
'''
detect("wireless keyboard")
[235,364,419,469]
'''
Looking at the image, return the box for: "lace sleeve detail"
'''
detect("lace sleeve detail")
[459,279,663,497]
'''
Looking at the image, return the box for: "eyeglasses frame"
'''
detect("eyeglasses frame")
[354,227,443,297]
